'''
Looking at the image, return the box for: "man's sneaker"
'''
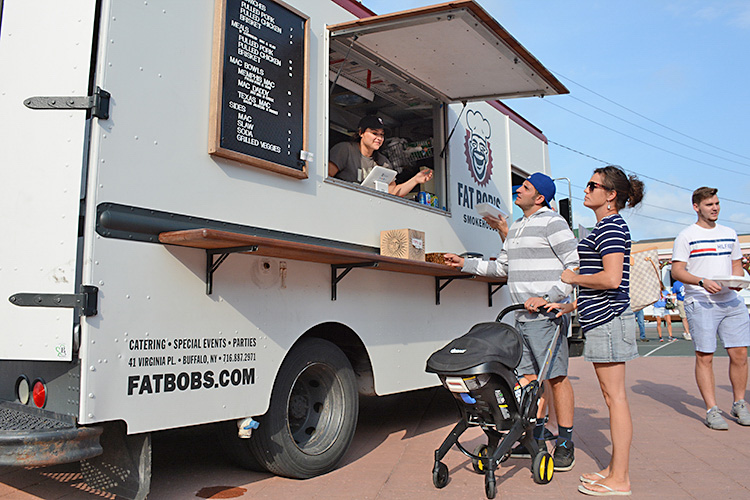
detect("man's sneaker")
[510,439,546,458]
[731,400,750,426]
[669,336,676,342]
[659,337,664,342]
[683,333,692,341]
[705,406,729,430]
[553,440,575,471]
[639,338,650,342]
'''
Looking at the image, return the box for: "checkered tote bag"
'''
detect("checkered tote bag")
[630,246,661,312]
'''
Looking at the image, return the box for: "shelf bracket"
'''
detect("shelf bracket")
[434,275,475,305]
[331,262,378,300]
[488,282,506,307]
[206,246,258,295]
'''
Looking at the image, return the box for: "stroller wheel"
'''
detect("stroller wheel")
[484,473,497,499]
[432,461,449,488]
[471,445,489,474]
[532,451,554,484]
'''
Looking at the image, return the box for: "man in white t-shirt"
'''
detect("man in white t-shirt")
[672,187,750,430]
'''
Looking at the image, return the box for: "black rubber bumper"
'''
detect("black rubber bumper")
[0,401,103,466]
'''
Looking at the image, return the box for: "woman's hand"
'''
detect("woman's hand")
[544,301,576,317]
[414,169,433,184]
[561,268,578,285]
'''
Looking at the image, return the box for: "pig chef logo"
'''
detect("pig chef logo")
[464,110,493,187]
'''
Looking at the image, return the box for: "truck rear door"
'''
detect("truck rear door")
[0,0,99,361]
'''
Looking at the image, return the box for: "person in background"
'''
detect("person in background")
[671,187,750,430]
[635,309,648,342]
[328,115,432,197]
[653,286,676,342]
[671,279,692,340]
[547,165,643,496]
[444,172,579,472]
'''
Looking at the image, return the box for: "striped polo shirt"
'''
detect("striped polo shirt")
[577,213,631,332]
[462,207,579,322]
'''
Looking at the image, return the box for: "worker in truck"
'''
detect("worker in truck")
[328,115,433,197]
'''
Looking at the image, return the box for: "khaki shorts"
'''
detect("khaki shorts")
[676,300,686,319]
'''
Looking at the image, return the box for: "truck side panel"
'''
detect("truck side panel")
[69,0,550,433]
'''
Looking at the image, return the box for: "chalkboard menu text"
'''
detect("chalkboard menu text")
[210,0,308,178]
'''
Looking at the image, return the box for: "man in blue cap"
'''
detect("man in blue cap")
[445,172,579,471]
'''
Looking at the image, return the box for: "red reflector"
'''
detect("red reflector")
[32,379,47,408]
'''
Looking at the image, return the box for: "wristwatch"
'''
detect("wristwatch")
[542,293,551,303]
[698,279,705,288]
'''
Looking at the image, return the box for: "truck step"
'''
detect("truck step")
[0,401,103,466]
[1,401,74,431]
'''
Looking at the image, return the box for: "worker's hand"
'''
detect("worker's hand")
[561,268,578,285]
[524,297,547,313]
[483,214,508,241]
[443,253,464,268]
[414,169,433,184]
[544,301,576,317]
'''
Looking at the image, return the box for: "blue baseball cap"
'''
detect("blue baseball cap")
[526,172,556,208]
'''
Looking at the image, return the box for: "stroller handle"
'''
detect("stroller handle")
[495,303,563,324]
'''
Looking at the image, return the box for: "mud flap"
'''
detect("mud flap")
[80,421,151,500]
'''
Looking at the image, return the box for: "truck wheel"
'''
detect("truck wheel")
[249,338,359,478]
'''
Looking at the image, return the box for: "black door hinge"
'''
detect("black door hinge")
[9,285,99,317]
[24,87,110,120]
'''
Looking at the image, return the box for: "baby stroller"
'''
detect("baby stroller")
[425,304,563,499]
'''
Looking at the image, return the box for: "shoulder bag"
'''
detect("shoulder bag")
[630,246,662,312]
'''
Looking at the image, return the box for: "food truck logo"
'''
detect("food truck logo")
[464,110,494,187]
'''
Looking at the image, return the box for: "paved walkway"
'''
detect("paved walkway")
[2,355,749,499]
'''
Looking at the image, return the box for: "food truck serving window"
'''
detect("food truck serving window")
[325,1,567,208]
[327,1,567,103]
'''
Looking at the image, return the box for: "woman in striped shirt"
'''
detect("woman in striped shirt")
[547,165,644,496]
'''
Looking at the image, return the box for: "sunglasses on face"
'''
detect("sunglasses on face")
[586,181,611,191]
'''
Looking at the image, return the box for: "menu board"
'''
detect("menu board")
[210,0,308,178]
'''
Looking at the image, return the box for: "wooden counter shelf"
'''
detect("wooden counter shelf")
[159,228,505,305]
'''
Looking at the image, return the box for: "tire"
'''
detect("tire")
[532,451,554,484]
[472,444,489,474]
[246,338,359,478]
[484,473,497,499]
[432,461,449,488]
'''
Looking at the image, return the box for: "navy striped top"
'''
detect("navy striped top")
[577,213,631,332]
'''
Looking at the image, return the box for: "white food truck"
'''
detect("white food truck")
[0,0,569,497]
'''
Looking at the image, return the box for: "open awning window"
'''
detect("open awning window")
[328,1,568,103]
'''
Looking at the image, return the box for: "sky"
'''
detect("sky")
[367,0,750,241]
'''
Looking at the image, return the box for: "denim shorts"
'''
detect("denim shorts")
[583,308,638,363]
[685,297,750,353]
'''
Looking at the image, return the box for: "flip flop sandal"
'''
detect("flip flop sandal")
[579,472,606,484]
[578,482,632,496]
